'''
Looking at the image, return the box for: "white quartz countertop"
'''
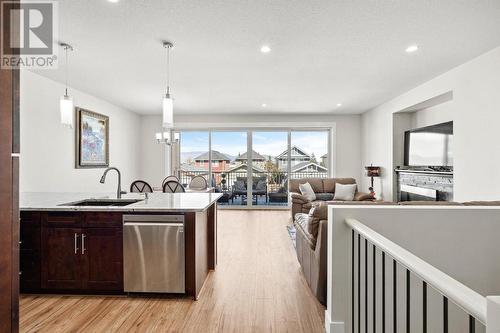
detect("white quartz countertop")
[20,192,222,212]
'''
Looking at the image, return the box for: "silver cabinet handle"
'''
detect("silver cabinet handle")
[81,234,86,255]
[74,233,79,254]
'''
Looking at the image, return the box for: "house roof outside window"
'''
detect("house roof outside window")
[235,150,266,161]
[194,150,231,162]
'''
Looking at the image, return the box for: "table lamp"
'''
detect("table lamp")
[365,165,381,196]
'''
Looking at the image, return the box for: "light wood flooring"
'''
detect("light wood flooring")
[20,210,325,333]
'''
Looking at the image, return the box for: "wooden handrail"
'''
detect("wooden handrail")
[346,218,487,325]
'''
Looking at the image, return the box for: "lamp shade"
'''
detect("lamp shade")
[365,165,381,177]
[60,95,74,128]
[162,95,173,128]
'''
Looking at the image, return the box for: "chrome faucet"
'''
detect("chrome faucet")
[100,167,126,199]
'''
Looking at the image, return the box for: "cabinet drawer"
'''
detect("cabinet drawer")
[83,212,122,228]
[42,212,81,227]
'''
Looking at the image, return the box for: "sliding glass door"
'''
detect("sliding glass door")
[290,131,329,179]
[173,129,330,208]
[253,131,289,206]
[211,131,248,206]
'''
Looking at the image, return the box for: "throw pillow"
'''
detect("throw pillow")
[294,213,310,231]
[333,183,357,201]
[299,182,316,202]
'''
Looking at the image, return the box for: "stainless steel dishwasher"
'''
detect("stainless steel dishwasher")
[123,215,185,293]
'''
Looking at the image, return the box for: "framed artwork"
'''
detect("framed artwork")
[75,108,109,168]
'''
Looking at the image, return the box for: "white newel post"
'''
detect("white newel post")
[487,296,500,333]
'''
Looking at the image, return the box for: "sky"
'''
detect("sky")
[179,131,328,161]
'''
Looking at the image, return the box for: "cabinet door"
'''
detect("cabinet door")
[41,227,82,290]
[20,224,41,291]
[81,228,123,291]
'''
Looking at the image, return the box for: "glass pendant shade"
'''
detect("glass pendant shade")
[60,95,74,128]
[162,94,174,128]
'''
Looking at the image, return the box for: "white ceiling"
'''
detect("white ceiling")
[35,0,500,115]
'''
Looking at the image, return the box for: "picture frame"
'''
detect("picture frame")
[75,107,109,168]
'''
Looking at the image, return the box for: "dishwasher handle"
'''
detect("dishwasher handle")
[123,222,184,228]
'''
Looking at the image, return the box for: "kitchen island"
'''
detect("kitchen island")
[19,192,221,300]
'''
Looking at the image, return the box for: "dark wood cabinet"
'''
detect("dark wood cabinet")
[21,212,124,293]
[20,212,41,291]
[81,228,123,291]
[41,227,83,290]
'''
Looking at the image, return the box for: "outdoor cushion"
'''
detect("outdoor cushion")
[256,179,266,191]
[233,180,246,191]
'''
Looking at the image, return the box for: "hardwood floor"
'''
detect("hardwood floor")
[20,210,325,333]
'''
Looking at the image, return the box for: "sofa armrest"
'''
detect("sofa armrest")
[354,191,375,201]
[290,192,309,204]
[314,218,328,305]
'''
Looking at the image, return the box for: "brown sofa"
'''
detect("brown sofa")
[293,200,392,305]
[289,177,373,220]
[294,203,329,305]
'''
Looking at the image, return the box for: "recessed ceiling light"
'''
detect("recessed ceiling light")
[336,103,342,107]
[405,44,419,53]
[108,0,119,3]
[260,45,271,53]
[261,103,267,108]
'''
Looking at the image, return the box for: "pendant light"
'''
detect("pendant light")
[162,41,174,128]
[59,43,74,128]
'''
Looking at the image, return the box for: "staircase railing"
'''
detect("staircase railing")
[346,217,500,333]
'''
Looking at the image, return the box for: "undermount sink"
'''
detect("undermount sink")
[60,199,144,207]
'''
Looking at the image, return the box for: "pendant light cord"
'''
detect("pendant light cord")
[166,44,171,95]
[65,46,69,96]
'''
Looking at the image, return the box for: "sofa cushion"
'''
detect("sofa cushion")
[462,201,500,206]
[333,183,357,201]
[328,200,397,206]
[398,201,463,206]
[315,193,334,201]
[299,182,317,201]
[354,192,375,201]
[290,178,324,193]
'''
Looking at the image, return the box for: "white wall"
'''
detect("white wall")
[139,115,168,188]
[361,45,500,202]
[140,113,364,187]
[20,70,142,193]
[410,102,454,129]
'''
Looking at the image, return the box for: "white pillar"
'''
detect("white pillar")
[487,296,500,333]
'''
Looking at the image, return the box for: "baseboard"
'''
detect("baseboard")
[324,310,345,333]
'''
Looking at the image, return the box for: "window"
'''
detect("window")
[173,129,331,208]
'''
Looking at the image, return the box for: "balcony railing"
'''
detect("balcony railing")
[178,169,328,192]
